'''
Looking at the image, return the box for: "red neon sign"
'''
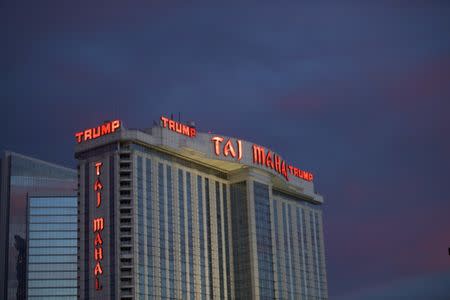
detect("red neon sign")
[212,136,242,160]
[252,144,313,181]
[75,120,121,143]
[93,162,105,290]
[211,136,314,182]
[160,116,196,138]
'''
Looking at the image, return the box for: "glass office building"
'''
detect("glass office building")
[27,196,78,299]
[0,152,77,300]
[75,119,328,299]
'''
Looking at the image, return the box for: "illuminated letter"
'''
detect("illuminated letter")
[175,122,182,133]
[281,161,289,181]
[160,116,169,128]
[303,170,310,180]
[101,123,111,135]
[211,136,224,156]
[308,173,314,181]
[94,232,103,246]
[75,132,83,143]
[93,217,104,232]
[111,120,120,132]
[265,151,274,169]
[223,139,237,158]
[95,277,102,290]
[92,126,101,139]
[94,179,103,191]
[252,145,265,165]
[190,128,196,137]
[182,125,190,136]
[95,162,103,175]
[94,261,103,275]
[237,140,242,160]
[274,155,281,173]
[288,165,294,174]
[293,167,299,177]
[96,192,102,207]
[84,129,92,141]
[94,247,103,260]
[298,170,303,179]
[168,120,175,131]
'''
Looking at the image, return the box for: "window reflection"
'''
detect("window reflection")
[14,235,26,300]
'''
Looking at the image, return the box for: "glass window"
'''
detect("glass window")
[28,255,77,264]
[29,207,77,215]
[29,197,77,207]
[27,287,77,296]
[28,279,76,288]
[27,196,77,299]
[30,215,77,223]
[28,247,77,255]
[29,223,77,231]
[28,263,77,272]
[28,271,77,280]
[29,239,77,247]
[29,231,77,239]
[253,182,275,299]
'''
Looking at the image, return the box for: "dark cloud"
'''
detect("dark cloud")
[1,1,450,297]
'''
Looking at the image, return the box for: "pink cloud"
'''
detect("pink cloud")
[381,54,450,113]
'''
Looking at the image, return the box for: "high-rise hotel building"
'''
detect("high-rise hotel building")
[75,118,327,300]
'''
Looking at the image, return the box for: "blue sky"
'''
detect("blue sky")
[2,1,450,298]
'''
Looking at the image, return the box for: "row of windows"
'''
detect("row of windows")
[187,172,195,300]
[158,162,167,299]
[29,207,77,215]
[30,215,77,223]
[28,263,77,272]
[27,287,76,297]
[29,239,77,247]
[146,158,154,294]
[137,156,145,296]
[167,165,175,299]
[28,279,77,288]
[179,170,187,296]
[198,175,207,300]
[28,247,77,255]
[273,200,284,298]
[29,197,77,207]
[215,181,225,299]
[29,223,77,231]
[28,271,77,280]
[222,182,232,300]
[29,231,77,239]
[28,255,77,263]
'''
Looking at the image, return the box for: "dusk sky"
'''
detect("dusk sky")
[2,1,450,298]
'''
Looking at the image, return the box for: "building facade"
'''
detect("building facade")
[0,151,77,300]
[75,118,328,300]
[27,195,78,299]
